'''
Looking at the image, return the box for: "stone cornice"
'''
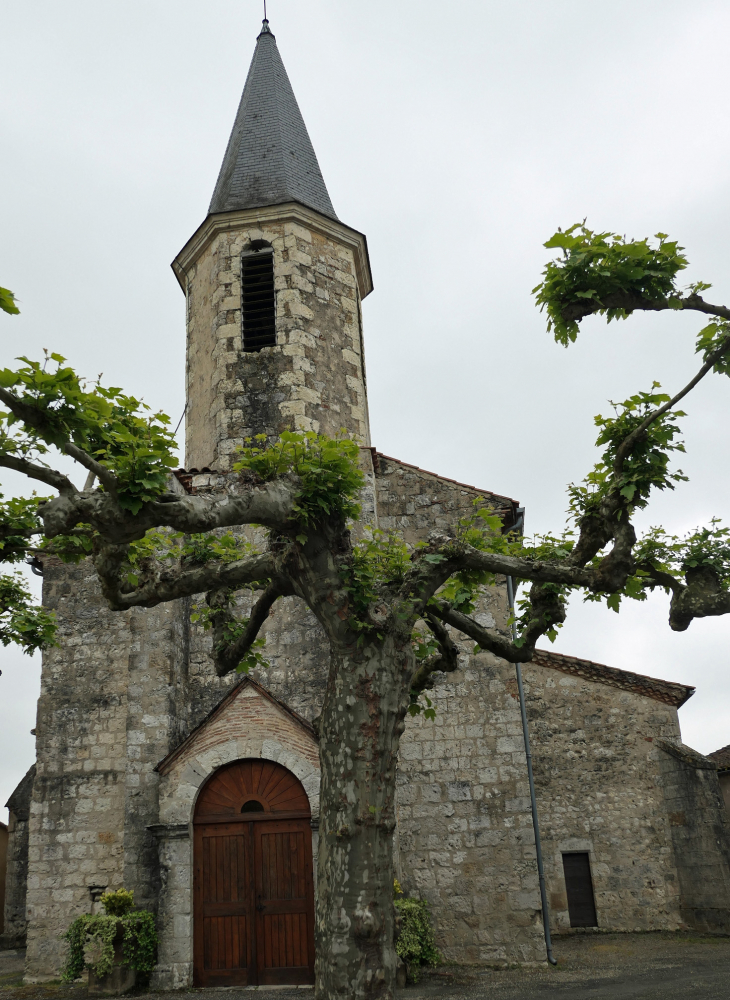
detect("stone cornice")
[172,201,373,299]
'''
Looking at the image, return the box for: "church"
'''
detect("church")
[3,18,730,988]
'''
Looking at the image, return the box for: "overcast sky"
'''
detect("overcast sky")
[2,0,730,820]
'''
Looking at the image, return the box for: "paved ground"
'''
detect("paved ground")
[2,932,730,999]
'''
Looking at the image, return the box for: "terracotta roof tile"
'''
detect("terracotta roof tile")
[707,743,730,771]
[532,648,694,708]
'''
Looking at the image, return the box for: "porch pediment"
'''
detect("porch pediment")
[155,678,320,826]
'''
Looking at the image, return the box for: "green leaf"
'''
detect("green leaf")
[534,225,688,346]
[0,287,20,315]
[606,592,621,613]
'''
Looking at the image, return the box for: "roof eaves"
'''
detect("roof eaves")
[707,743,730,771]
[532,648,695,708]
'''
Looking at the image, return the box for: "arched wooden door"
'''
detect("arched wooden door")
[193,759,315,987]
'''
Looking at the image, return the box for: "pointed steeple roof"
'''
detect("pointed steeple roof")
[208,20,337,220]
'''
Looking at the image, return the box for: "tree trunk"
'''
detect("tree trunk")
[314,634,412,1000]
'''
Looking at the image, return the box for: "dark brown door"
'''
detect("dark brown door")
[562,851,598,927]
[195,822,255,985]
[254,819,314,985]
[193,759,315,987]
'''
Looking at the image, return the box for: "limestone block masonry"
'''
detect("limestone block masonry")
[16,195,730,986]
[174,204,373,471]
[24,557,186,980]
[20,457,730,979]
[1,765,34,948]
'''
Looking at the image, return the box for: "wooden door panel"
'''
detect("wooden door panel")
[260,830,307,901]
[261,913,307,968]
[194,824,254,986]
[203,832,248,902]
[254,820,315,985]
[193,760,315,988]
[203,915,249,973]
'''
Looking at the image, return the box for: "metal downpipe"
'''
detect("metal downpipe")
[506,574,558,966]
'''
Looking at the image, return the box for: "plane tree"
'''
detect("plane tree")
[1,226,730,999]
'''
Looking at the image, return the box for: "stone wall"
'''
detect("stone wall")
[178,207,371,471]
[374,453,516,545]
[521,652,688,934]
[656,740,730,932]
[375,454,546,963]
[1,765,34,948]
[397,649,548,965]
[21,177,730,980]
[720,773,730,812]
[24,557,185,980]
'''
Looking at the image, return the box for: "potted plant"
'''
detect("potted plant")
[61,889,157,995]
[394,879,442,984]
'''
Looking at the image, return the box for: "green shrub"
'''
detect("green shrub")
[99,889,135,917]
[61,889,157,982]
[394,897,442,982]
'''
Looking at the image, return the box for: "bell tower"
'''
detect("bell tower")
[173,19,373,471]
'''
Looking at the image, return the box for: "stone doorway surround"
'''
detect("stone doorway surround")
[149,678,320,990]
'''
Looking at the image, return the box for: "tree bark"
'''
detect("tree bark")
[314,635,412,999]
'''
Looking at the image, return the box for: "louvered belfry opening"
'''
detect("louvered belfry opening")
[562,851,598,928]
[241,246,276,351]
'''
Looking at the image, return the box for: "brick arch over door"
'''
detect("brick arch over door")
[193,759,315,988]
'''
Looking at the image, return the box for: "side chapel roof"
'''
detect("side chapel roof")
[5,763,36,821]
[532,648,695,708]
[707,744,730,772]
[154,676,316,776]
[208,19,337,220]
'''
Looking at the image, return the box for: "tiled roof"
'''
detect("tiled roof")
[707,743,730,771]
[532,649,695,708]
[208,20,337,220]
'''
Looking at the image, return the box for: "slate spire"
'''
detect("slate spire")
[208,20,338,220]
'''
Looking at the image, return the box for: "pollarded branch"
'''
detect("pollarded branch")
[0,386,116,490]
[560,290,730,329]
[0,454,77,496]
[428,599,532,663]
[668,567,730,632]
[94,547,278,611]
[410,613,460,694]
[614,336,730,472]
[38,476,301,544]
[210,581,292,677]
[62,441,118,496]
[454,545,594,588]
